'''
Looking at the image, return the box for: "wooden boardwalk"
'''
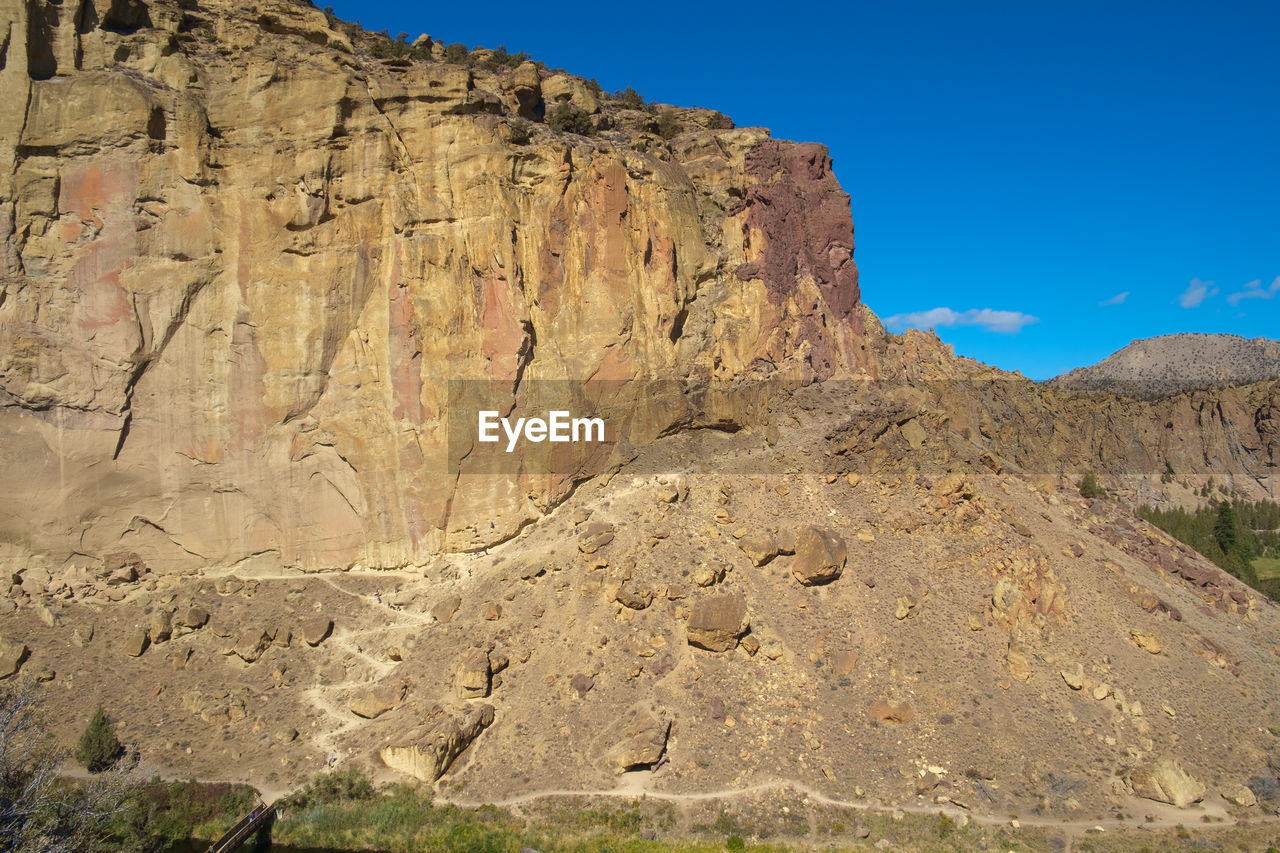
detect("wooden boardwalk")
[206,800,276,853]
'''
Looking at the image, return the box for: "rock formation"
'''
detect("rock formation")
[0,0,871,574]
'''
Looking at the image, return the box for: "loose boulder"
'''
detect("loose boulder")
[791,526,846,585]
[602,704,670,774]
[124,632,149,658]
[1129,758,1205,808]
[455,650,492,698]
[868,699,915,723]
[232,630,271,663]
[431,596,460,623]
[686,593,749,652]
[380,702,495,781]
[148,610,173,644]
[300,617,333,646]
[179,607,209,630]
[350,682,407,719]
[578,522,616,554]
[737,532,779,567]
[0,636,28,678]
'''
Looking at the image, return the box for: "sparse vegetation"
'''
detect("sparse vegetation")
[616,86,646,109]
[74,705,121,773]
[483,44,531,70]
[1139,497,1280,599]
[547,102,596,136]
[1078,471,1104,499]
[655,109,683,139]
[0,685,138,852]
[440,42,469,64]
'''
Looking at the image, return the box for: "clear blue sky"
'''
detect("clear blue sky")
[323,1,1280,379]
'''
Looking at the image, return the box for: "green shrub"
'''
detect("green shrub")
[285,768,376,809]
[444,42,470,64]
[655,108,682,139]
[74,706,121,772]
[484,45,530,69]
[707,110,735,130]
[1078,471,1104,499]
[546,102,595,136]
[616,86,645,109]
[726,835,746,851]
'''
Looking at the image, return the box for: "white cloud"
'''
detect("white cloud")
[1226,275,1280,307]
[1178,278,1219,308]
[883,307,1039,334]
[1099,291,1129,307]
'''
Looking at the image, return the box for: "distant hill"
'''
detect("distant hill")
[1050,333,1280,397]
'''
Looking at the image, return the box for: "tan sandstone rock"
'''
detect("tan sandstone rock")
[791,526,846,585]
[686,593,749,652]
[381,702,495,781]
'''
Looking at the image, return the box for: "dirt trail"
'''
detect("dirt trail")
[435,770,1267,848]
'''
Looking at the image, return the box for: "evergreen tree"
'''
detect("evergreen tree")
[74,706,121,773]
[1214,501,1239,555]
[1078,472,1103,499]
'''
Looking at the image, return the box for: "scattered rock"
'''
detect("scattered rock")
[300,617,333,646]
[737,533,779,567]
[483,603,503,621]
[686,593,750,652]
[214,577,243,596]
[578,522,616,554]
[602,704,670,773]
[1006,641,1032,681]
[614,582,653,610]
[1130,630,1162,654]
[431,596,461,623]
[1129,758,1205,808]
[148,610,173,644]
[73,623,95,647]
[179,607,209,630]
[894,596,915,620]
[350,682,407,719]
[692,564,725,588]
[831,649,859,676]
[570,673,595,697]
[381,702,495,781]
[1221,784,1257,807]
[0,636,29,678]
[124,632,149,658]
[34,601,60,627]
[868,699,915,723]
[791,526,847,585]
[232,630,271,663]
[455,650,492,698]
[103,551,145,585]
[1061,663,1084,690]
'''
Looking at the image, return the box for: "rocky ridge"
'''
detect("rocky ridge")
[2,0,1280,834]
[1052,333,1280,398]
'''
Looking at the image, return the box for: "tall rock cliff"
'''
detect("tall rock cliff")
[0,0,870,571]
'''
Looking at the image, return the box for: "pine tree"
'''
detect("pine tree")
[74,706,121,773]
[1214,501,1239,555]
[1078,472,1103,499]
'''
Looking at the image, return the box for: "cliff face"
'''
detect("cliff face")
[0,0,869,571]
